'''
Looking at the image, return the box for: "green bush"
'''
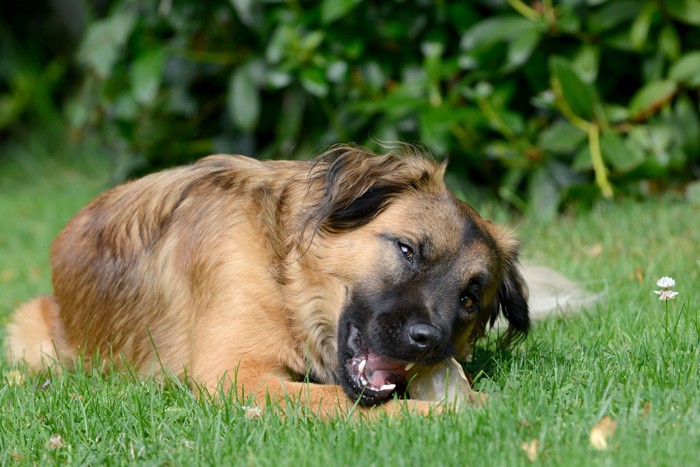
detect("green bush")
[5,0,700,218]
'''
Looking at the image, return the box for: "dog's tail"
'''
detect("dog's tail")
[520,263,601,320]
[5,296,73,369]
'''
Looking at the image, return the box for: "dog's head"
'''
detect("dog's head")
[303,145,529,406]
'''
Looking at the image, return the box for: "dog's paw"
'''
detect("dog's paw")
[359,399,441,418]
[466,390,490,407]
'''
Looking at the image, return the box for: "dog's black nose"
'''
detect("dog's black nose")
[407,323,444,357]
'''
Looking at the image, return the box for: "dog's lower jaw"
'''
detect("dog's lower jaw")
[338,324,414,406]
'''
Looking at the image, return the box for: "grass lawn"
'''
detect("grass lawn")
[1,143,698,465]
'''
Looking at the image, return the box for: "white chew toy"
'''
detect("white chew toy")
[407,358,475,404]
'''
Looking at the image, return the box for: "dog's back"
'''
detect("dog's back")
[6,155,312,375]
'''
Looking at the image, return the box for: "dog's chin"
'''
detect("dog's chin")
[339,324,412,406]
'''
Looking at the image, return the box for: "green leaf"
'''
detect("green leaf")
[457,54,479,70]
[674,94,700,155]
[669,51,700,87]
[460,16,533,50]
[301,31,325,52]
[504,27,541,72]
[351,86,425,119]
[643,50,665,82]
[113,93,138,120]
[229,0,259,28]
[603,104,630,123]
[266,25,296,65]
[557,6,581,34]
[572,44,600,84]
[419,107,482,155]
[572,145,593,172]
[498,169,527,212]
[321,0,362,24]
[300,68,329,97]
[326,60,348,83]
[227,66,260,133]
[65,96,88,129]
[460,16,542,73]
[629,2,655,51]
[275,89,305,155]
[600,130,645,172]
[130,47,167,106]
[497,110,525,135]
[471,81,493,99]
[77,12,136,79]
[0,72,30,129]
[421,41,445,60]
[629,80,677,120]
[659,24,681,60]
[549,56,599,120]
[419,107,458,154]
[686,180,700,205]
[419,121,450,155]
[538,120,587,154]
[527,167,560,223]
[628,125,675,165]
[665,0,700,25]
[362,62,385,91]
[266,70,292,89]
[588,1,643,33]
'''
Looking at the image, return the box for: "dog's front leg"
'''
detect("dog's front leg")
[273,380,438,419]
[229,365,438,419]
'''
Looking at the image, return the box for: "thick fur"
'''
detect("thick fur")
[6,145,530,417]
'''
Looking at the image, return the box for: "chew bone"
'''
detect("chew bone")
[407,358,476,404]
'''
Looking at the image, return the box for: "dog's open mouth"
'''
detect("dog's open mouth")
[344,324,412,403]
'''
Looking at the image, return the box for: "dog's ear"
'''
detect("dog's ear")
[496,261,530,346]
[490,227,530,346]
[305,145,444,233]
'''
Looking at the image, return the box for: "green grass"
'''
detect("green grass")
[1,144,699,465]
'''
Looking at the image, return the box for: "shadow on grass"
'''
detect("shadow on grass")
[463,344,519,385]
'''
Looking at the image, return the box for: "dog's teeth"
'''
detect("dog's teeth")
[379,383,396,392]
[405,362,415,371]
[360,375,368,386]
[358,359,366,375]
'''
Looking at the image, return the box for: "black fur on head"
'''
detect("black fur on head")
[301,144,444,237]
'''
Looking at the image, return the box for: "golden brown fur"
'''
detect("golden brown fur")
[6,145,530,417]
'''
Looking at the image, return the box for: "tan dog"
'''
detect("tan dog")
[6,145,530,417]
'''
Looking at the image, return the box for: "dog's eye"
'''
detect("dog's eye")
[398,242,414,263]
[460,293,478,312]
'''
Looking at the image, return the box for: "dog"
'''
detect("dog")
[6,145,531,417]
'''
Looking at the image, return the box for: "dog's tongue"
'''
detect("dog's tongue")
[365,353,407,387]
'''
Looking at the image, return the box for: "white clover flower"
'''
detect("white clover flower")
[654,289,679,301]
[242,405,262,420]
[47,434,64,449]
[654,276,678,301]
[656,276,676,288]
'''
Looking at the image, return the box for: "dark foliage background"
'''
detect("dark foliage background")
[2,0,700,219]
